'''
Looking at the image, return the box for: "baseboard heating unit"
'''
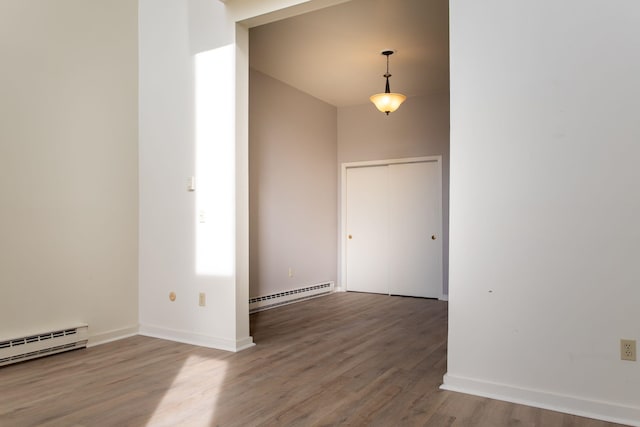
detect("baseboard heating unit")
[249,282,334,313]
[0,324,88,367]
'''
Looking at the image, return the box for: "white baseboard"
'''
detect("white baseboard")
[234,336,255,351]
[441,373,640,427]
[139,323,255,353]
[87,325,139,347]
[439,294,449,301]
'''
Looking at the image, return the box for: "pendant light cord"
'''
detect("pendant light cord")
[384,52,392,93]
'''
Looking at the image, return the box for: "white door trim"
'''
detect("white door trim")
[339,156,443,296]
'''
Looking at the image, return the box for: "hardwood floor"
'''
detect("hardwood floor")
[0,293,628,426]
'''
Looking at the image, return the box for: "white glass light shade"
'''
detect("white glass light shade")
[369,92,407,114]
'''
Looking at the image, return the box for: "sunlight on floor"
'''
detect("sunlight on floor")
[145,355,228,426]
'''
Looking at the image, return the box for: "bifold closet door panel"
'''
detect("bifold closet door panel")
[388,162,442,298]
[345,166,389,295]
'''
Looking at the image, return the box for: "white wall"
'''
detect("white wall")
[249,69,337,297]
[444,1,640,424]
[0,0,138,344]
[138,0,348,351]
[138,0,253,351]
[338,94,450,295]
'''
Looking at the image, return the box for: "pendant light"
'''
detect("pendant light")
[369,50,406,115]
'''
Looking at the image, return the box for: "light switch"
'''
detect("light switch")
[187,176,196,192]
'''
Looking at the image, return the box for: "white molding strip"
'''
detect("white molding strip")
[87,326,139,348]
[139,324,255,353]
[441,373,640,427]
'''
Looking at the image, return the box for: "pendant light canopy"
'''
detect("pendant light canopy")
[369,50,406,115]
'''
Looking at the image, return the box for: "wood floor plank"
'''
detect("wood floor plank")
[0,293,629,427]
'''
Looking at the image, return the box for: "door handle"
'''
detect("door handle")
[431,235,437,240]
[348,235,352,240]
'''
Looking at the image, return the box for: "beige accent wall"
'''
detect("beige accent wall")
[337,94,450,294]
[0,0,138,344]
[249,69,337,297]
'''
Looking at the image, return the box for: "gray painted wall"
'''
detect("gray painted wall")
[249,74,449,298]
[338,94,450,294]
[249,69,337,297]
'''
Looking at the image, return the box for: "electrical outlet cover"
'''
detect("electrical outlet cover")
[621,339,636,361]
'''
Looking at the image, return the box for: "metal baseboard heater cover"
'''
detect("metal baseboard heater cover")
[249,282,334,313]
[0,324,88,367]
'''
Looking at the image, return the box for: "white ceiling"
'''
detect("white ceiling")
[249,0,449,108]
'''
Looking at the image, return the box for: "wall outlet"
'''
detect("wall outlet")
[199,292,206,307]
[621,339,636,361]
[288,267,294,278]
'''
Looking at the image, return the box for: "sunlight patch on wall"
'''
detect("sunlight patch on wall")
[195,45,236,277]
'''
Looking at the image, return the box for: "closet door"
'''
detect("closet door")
[387,161,442,298]
[344,165,389,295]
[344,159,442,298]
